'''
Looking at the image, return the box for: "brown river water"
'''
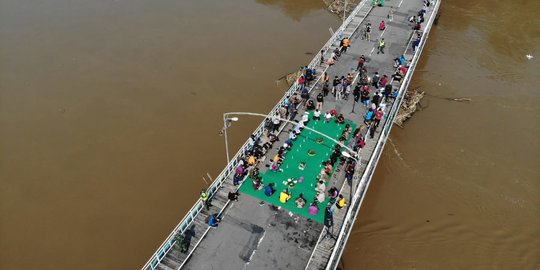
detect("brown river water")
[1,0,539,269]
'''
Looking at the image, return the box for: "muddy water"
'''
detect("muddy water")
[0,0,538,269]
[342,0,540,269]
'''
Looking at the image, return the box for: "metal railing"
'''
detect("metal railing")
[323,1,442,269]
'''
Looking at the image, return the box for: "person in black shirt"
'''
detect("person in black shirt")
[372,91,381,107]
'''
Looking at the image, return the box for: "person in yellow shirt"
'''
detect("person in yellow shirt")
[279,189,292,203]
[248,155,256,166]
[336,194,347,209]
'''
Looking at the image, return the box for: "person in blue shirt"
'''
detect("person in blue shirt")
[264,183,276,196]
[208,214,221,228]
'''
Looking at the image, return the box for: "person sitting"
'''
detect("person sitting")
[252,177,263,190]
[247,154,256,166]
[264,183,276,196]
[324,111,332,123]
[288,131,297,141]
[233,173,243,186]
[270,161,280,172]
[301,113,310,125]
[295,193,307,208]
[324,162,333,175]
[379,20,386,31]
[228,189,239,201]
[336,195,347,209]
[399,65,408,76]
[308,201,319,216]
[279,189,292,203]
[273,153,282,164]
[235,164,245,176]
[393,58,400,68]
[336,114,345,124]
[328,187,339,199]
[283,138,294,150]
[327,57,335,66]
[208,214,221,228]
[399,55,406,65]
[392,71,403,82]
[316,191,325,203]
[306,99,315,111]
[315,180,326,194]
[305,67,315,82]
[313,109,321,120]
[293,121,304,135]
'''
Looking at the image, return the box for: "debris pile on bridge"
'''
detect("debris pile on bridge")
[323,0,361,19]
[395,89,424,127]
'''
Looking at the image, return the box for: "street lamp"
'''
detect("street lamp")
[341,151,358,162]
[222,115,239,163]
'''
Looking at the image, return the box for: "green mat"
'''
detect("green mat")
[239,112,356,223]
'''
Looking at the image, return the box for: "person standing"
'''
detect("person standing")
[356,55,366,70]
[374,107,384,128]
[340,37,350,54]
[353,83,361,103]
[200,189,211,210]
[388,6,395,21]
[322,82,329,97]
[365,23,372,41]
[377,38,385,54]
[316,92,324,110]
[322,72,329,85]
[297,75,306,91]
[335,83,343,101]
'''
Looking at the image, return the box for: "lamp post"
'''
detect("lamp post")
[222,114,239,164]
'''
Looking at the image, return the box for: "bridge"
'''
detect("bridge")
[142,0,440,269]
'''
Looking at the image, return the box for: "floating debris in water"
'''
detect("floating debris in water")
[526,54,534,60]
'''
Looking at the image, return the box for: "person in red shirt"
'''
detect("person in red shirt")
[374,107,384,128]
[379,20,386,31]
[298,75,306,90]
[379,75,388,88]
[399,65,407,76]
[356,55,366,70]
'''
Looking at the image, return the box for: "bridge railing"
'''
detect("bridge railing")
[323,1,441,269]
[142,1,376,269]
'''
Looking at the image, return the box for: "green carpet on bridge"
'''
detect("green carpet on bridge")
[239,112,356,224]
